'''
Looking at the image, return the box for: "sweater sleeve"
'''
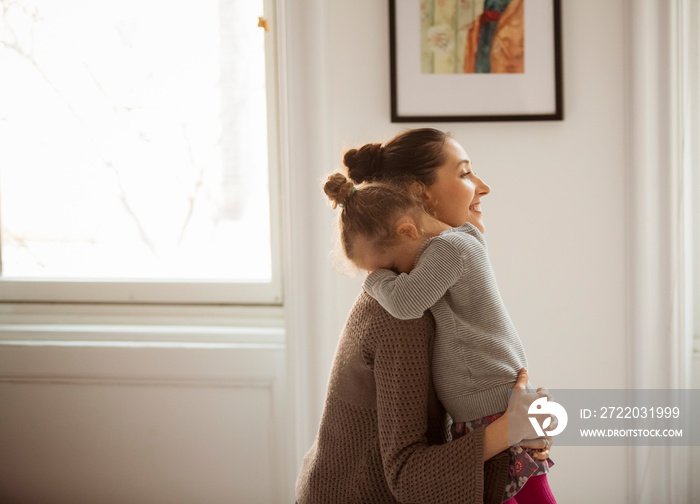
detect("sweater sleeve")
[364,238,464,320]
[369,309,487,503]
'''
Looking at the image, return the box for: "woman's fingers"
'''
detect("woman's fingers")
[536,386,551,401]
[513,368,528,390]
[530,447,550,461]
[507,368,534,444]
[520,436,551,449]
[523,435,552,461]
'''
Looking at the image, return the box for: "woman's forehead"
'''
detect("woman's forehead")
[443,138,470,163]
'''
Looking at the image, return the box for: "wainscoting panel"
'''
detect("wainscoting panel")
[0,335,288,504]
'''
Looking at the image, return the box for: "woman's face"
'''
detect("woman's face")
[424,138,491,231]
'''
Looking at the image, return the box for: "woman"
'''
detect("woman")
[295,128,550,504]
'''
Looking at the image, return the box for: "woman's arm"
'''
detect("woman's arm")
[482,410,511,462]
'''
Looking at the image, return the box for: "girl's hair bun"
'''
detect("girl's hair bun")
[323,172,356,209]
[343,142,383,184]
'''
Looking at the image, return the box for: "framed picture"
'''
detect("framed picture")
[389,0,563,122]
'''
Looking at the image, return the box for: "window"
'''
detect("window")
[0,0,281,304]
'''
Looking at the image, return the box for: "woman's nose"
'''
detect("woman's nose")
[475,176,491,196]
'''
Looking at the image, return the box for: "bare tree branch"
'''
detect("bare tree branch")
[1,4,158,255]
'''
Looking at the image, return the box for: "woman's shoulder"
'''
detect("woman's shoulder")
[440,223,484,242]
[349,290,436,371]
[353,290,434,322]
[349,291,435,342]
[435,223,487,252]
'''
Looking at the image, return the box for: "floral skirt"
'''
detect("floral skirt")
[457,412,554,502]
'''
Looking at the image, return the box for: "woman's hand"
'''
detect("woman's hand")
[482,368,553,461]
[525,444,551,461]
[520,385,553,460]
[508,370,553,459]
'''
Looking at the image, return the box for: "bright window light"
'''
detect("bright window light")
[0,0,272,282]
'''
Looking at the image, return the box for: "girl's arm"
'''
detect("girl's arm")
[364,238,465,319]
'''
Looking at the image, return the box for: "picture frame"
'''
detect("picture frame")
[389,0,563,122]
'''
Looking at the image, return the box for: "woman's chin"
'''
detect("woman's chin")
[468,217,485,233]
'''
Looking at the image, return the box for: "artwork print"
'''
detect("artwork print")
[390,0,562,121]
[421,0,524,74]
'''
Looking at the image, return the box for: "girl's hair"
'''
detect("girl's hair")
[343,128,451,186]
[323,172,426,262]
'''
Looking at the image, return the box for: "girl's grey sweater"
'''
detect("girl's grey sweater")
[364,223,528,422]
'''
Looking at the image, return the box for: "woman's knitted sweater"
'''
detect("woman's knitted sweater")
[295,291,509,504]
[364,223,528,422]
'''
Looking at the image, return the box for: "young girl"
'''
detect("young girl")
[323,168,556,503]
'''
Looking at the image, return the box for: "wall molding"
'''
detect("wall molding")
[0,341,284,378]
[624,0,694,502]
[0,323,285,345]
[277,0,337,495]
[0,375,277,389]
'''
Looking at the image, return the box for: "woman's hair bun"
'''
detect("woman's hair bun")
[323,172,356,209]
[343,142,383,184]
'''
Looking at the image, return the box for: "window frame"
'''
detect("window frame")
[0,0,283,306]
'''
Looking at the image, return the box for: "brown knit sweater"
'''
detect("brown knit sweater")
[295,291,509,504]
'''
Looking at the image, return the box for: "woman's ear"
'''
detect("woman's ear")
[410,181,430,202]
[395,216,419,240]
[413,181,437,214]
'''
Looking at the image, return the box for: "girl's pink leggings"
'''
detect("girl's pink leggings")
[502,474,557,504]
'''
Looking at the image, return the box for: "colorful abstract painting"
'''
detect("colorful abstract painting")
[421,0,524,74]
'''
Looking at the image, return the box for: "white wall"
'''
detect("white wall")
[302,0,700,500]
[312,0,628,501]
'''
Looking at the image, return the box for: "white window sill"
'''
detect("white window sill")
[0,303,285,346]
